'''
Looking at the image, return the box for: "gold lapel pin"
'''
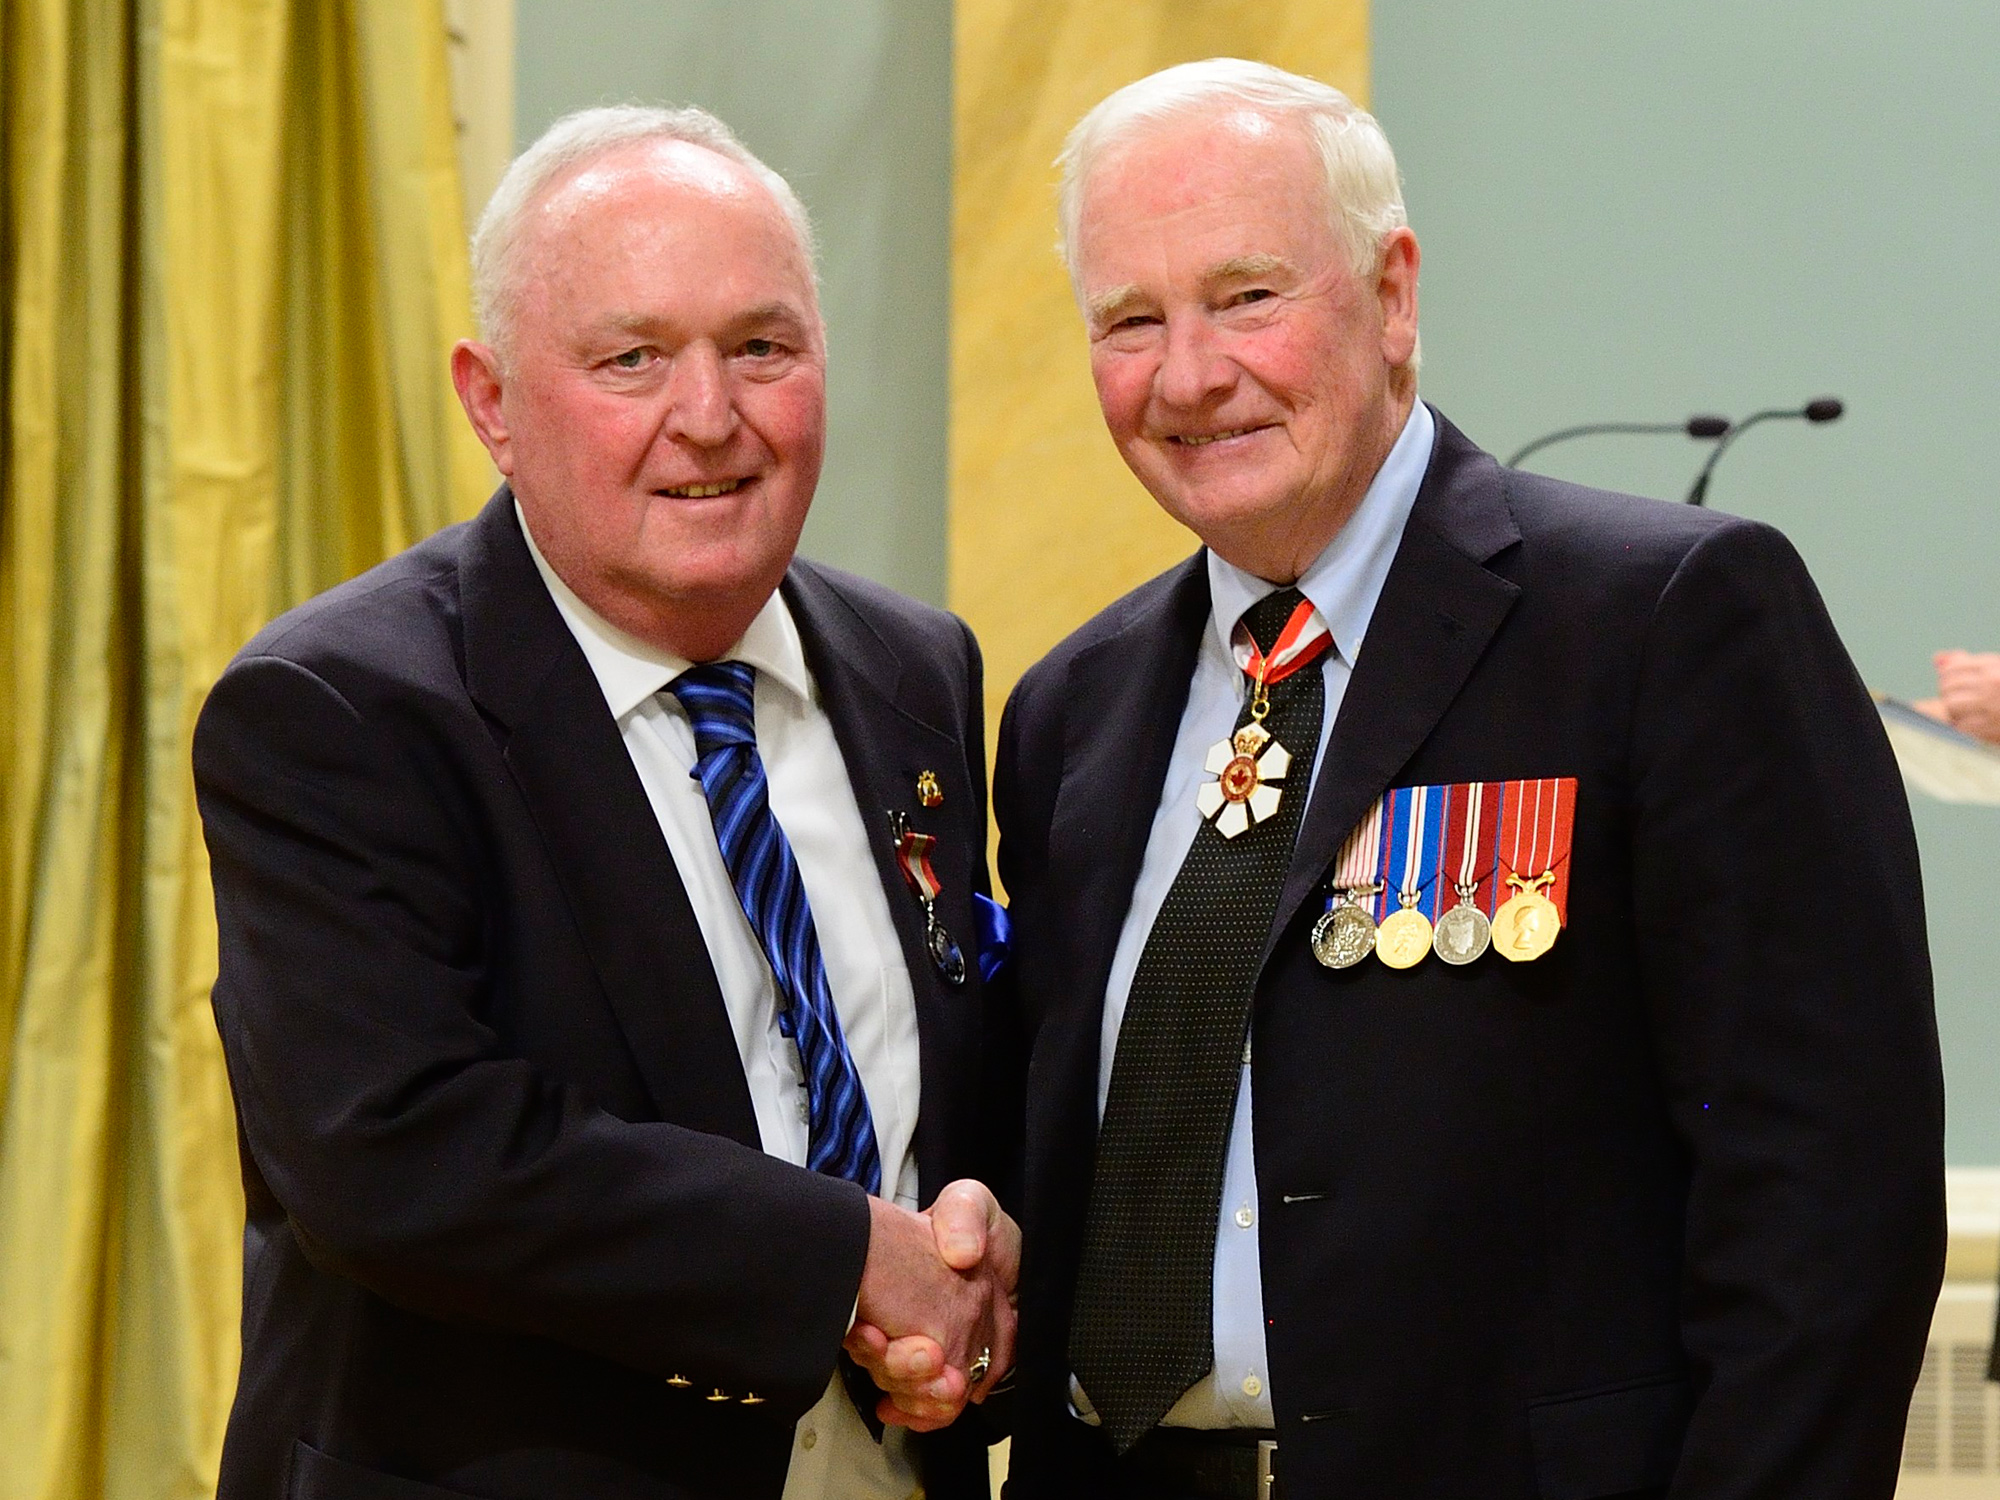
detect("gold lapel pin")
[916,770,943,808]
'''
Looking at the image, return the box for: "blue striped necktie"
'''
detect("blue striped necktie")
[666,661,882,1194]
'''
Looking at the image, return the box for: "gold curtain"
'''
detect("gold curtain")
[950,1,1370,756]
[0,0,491,1491]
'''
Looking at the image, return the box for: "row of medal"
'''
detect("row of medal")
[1310,777,1576,971]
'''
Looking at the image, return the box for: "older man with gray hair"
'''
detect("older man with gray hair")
[195,104,1015,1499]
[995,58,1942,1499]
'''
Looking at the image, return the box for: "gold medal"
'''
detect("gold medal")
[1376,904,1433,969]
[1492,871,1560,962]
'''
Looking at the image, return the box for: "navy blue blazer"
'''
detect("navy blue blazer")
[995,410,1944,1500]
[195,490,1007,1500]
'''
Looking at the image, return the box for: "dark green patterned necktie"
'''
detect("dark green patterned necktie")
[1069,587,1326,1452]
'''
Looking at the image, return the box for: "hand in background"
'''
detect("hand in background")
[845,1179,1019,1431]
[1934,649,2000,745]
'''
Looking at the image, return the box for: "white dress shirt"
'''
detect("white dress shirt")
[1076,400,1435,1429]
[519,508,923,1499]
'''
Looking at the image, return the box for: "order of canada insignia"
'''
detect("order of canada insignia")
[1195,721,1294,840]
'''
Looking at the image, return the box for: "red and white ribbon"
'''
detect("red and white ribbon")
[894,830,942,902]
[1456,781,1483,891]
[1231,596,1334,688]
[1334,794,1384,893]
[1497,776,1576,918]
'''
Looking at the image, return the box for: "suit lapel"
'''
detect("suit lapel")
[782,563,974,1197]
[1048,558,1212,1050]
[1269,413,1525,955]
[458,490,761,1144]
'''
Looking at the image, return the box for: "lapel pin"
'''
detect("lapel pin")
[916,770,943,808]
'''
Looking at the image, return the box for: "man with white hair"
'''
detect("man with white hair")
[994,59,1943,1498]
[195,105,1014,1499]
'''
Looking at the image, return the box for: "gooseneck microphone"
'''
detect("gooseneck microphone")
[1505,414,1732,470]
[1684,398,1844,507]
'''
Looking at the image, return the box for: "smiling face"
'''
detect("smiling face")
[1073,108,1419,582]
[452,138,825,659]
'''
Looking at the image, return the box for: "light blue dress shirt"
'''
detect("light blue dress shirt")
[1078,399,1435,1429]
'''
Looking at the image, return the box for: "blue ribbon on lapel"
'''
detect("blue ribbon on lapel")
[973,893,1011,984]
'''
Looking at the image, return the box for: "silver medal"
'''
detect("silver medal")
[1433,901,1492,966]
[1311,902,1378,969]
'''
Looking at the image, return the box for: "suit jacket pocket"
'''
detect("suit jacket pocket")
[1528,1374,1690,1500]
[289,1441,487,1500]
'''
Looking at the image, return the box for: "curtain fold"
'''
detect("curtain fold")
[0,0,489,1492]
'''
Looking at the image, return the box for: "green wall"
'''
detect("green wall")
[1376,1,2000,1160]
[512,0,952,605]
[508,2,2000,1159]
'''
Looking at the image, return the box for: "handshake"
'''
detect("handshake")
[846,1180,1020,1431]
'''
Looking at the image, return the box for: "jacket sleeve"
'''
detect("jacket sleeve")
[194,650,870,1419]
[1626,519,1944,1498]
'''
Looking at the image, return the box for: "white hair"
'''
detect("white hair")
[1056,58,1410,288]
[470,104,817,360]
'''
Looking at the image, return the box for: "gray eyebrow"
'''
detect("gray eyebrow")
[1210,253,1293,281]
[1085,283,1142,326]
[1085,255,1299,329]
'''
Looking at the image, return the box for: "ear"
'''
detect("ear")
[452,340,515,476]
[1375,228,1421,369]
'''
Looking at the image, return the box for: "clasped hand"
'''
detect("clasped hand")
[846,1179,1019,1431]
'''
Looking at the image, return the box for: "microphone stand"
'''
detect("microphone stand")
[1507,417,1730,471]
[1684,399,1843,506]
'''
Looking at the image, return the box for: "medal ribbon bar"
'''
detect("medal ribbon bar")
[1336,796,1384,893]
[1370,785,1438,923]
[1495,776,1576,923]
[1329,776,1575,925]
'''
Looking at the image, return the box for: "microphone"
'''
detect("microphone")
[1505,414,1732,470]
[1684,397,1844,507]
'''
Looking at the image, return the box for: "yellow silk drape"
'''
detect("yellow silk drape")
[0,0,490,1491]
[950,1,1370,756]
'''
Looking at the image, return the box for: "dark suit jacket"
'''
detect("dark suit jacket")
[193,490,1008,1500]
[995,410,1944,1499]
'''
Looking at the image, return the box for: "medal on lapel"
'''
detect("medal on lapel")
[1375,784,1439,970]
[888,811,966,985]
[1490,778,1574,963]
[1195,596,1333,840]
[1433,780,1497,966]
[1311,797,1385,970]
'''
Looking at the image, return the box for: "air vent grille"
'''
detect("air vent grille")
[1899,1285,1999,1495]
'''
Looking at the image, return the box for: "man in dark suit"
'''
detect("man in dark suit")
[996,59,1944,1499]
[194,105,1013,1500]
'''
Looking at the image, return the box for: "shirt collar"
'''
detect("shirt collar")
[1205,398,1435,666]
[515,500,814,720]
